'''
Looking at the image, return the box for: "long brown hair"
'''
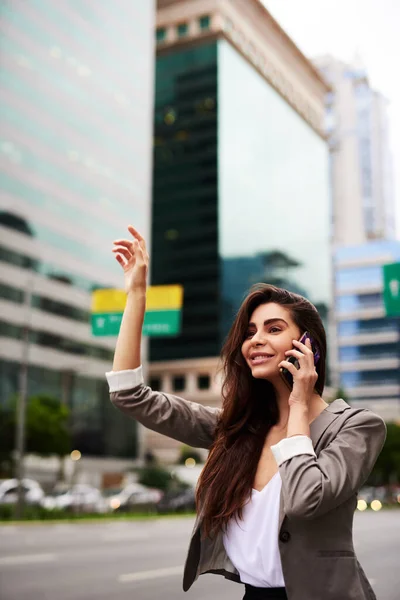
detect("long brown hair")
[196,283,327,538]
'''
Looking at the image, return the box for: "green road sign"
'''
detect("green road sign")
[383,262,400,317]
[91,309,182,337]
[91,286,183,337]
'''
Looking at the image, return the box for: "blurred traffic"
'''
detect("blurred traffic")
[0,476,196,518]
[0,0,400,598]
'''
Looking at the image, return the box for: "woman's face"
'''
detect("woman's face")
[241,302,301,381]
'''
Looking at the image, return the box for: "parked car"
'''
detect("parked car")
[104,483,163,513]
[42,484,108,513]
[0,478,44,506]
[156,487,196,514]
[358,485,394,507]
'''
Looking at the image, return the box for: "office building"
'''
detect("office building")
[0,1,155,459]
[335,240,400,420]
[315,55,396,245]
[148,0,331,461]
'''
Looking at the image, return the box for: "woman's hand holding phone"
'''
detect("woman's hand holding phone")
[279,337,318,407]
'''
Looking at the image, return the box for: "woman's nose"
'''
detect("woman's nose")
[251,332,266,346]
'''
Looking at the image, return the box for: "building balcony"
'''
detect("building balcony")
[345,384,400,398]
[338,331,400,346]
[336,306,386,321]
[0,337,110,378]
[336,253,395,269]
[335,283,382,296]
[339,357,400,372]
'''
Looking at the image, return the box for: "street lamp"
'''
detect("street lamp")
[14,272,34,520]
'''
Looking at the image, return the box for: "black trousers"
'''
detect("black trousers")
[243,584,288,600]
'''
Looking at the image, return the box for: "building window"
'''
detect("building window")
[199,15,210,30]
[198,374,210,390]
[173,375,185,391]
[177,23,188,38]
[149,376,161,390]
[156,28,166,43]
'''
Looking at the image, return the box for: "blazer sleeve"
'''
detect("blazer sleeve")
[107,367,220,449]
[272,410,387,520]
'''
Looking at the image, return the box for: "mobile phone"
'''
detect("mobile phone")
[280,331,321,390]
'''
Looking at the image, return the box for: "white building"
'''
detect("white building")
[0,1,155,461]
[315,55,396,245]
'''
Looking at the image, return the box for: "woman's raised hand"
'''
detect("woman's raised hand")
[112,225,149,295]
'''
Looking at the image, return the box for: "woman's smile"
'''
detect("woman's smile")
[250,353,275,365]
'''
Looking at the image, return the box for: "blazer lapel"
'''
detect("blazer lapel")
[278,399,351,530]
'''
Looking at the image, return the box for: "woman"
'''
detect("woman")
[107,225,386,600]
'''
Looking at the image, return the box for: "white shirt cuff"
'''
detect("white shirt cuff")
[271,435,316,467]
[105,365,144,392]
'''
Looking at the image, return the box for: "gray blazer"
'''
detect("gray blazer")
[110,383,386,600]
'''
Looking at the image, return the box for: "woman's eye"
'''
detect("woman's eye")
[245,331,254,339]
[269,327,281,334]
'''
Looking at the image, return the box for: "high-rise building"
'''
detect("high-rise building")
[335,240,400,420]
[0,1,155,459]
[148,0,332,460]
[315,55,396,245]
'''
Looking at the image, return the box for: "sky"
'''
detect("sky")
[264,0,400,239]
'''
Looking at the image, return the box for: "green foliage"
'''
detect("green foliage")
[0,504,69,521]
[25,395,71,457]
[138,465,172,491]
[368,422,400,485]
[177,444,202,465]
[137,464,190,492]
[0,394,71,474]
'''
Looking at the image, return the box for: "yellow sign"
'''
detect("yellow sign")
[147,285,183,310]
[91,285,183,313]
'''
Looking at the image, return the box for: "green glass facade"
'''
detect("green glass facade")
[151,40,331,361]
[151,43,219,360]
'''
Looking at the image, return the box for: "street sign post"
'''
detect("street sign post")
[382,262,400,317]
[91,285,183,337]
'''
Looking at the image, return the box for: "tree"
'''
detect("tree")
[25,395,71,457]
[177,444,202,465]
[138,465,173,491]
[368,423,400,485]
[0,395,71,477]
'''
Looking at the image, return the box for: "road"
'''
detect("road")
[0,510,398,600]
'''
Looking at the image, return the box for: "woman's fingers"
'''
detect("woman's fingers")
[128,225,146,248]
[293,338,313,353]
[279,360,298,375]
[285,349,304,360]
[113,239,135,250]
[112,246,133,261]
[112,227,148,275]
[114,253,126,267]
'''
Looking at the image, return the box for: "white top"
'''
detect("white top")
[106,366,317,587]
[223,472,285,588]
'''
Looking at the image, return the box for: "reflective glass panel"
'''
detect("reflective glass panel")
[218,41,331,341]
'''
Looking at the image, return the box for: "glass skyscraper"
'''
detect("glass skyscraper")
[150,2,331,364]
[0,1,155,457]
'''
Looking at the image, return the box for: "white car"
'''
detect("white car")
[42,484,108,513]
[104,483,163,512]
[0,478,44,506]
